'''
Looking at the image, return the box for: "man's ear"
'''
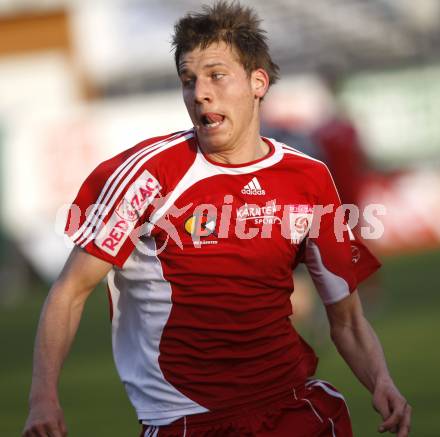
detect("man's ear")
[251,68,270,99]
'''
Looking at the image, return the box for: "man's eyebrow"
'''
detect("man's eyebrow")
[178,64,190,76]
[178,62,228,76]
[203,62,227,69]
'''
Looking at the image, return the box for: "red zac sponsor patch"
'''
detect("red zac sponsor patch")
[100,219,130,252]
[116,174,161,221]
[95,170,161,256]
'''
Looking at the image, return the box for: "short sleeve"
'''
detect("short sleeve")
[303,164,381,304]
[65,157,162,268]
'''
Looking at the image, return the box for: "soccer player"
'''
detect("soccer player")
[23,2,411,436]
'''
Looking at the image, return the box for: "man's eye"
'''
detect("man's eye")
[212,73,225,80]
[182,78,194,87]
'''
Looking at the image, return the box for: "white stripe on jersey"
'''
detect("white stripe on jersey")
[304,240,350,304]
[72,130,187,244]
[75,130,194,248]
[144,426,155,437]
[146,426,159,437]
[281,145,323,164]
[329,418,336,437]
[281,145,307,155]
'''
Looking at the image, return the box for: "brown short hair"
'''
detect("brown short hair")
[172,1,280,86]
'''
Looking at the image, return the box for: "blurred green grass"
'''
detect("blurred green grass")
[1,249,439,436]
[315,249,440,436]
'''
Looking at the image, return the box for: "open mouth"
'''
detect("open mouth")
[200,112,225,129]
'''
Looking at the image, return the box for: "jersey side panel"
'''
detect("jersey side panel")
[108,239,209,421]
[281,146,380,303]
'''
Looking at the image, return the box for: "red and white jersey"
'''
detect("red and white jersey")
[65,129,380,423]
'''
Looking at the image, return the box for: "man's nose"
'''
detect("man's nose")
[194,78,212,103]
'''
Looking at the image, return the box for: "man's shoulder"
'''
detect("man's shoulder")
[71,129,196,223]
[272,138,328,174]
[106,129,194,167]
[92,129,196,180]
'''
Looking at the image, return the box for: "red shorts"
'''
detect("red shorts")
[140,379,353,436]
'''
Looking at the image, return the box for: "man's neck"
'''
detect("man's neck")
[200,134,269,165]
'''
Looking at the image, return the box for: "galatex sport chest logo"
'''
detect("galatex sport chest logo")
[236,202,280,225]
[96,170,161,255]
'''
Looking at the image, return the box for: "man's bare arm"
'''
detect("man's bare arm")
[22,246,112,437]
[326,291,411,437]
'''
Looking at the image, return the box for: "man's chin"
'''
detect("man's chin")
[197,132,229,153]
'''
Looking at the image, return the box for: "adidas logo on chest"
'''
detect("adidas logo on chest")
[241,177,265,195]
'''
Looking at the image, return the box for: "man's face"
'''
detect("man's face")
[178,42,266,153]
